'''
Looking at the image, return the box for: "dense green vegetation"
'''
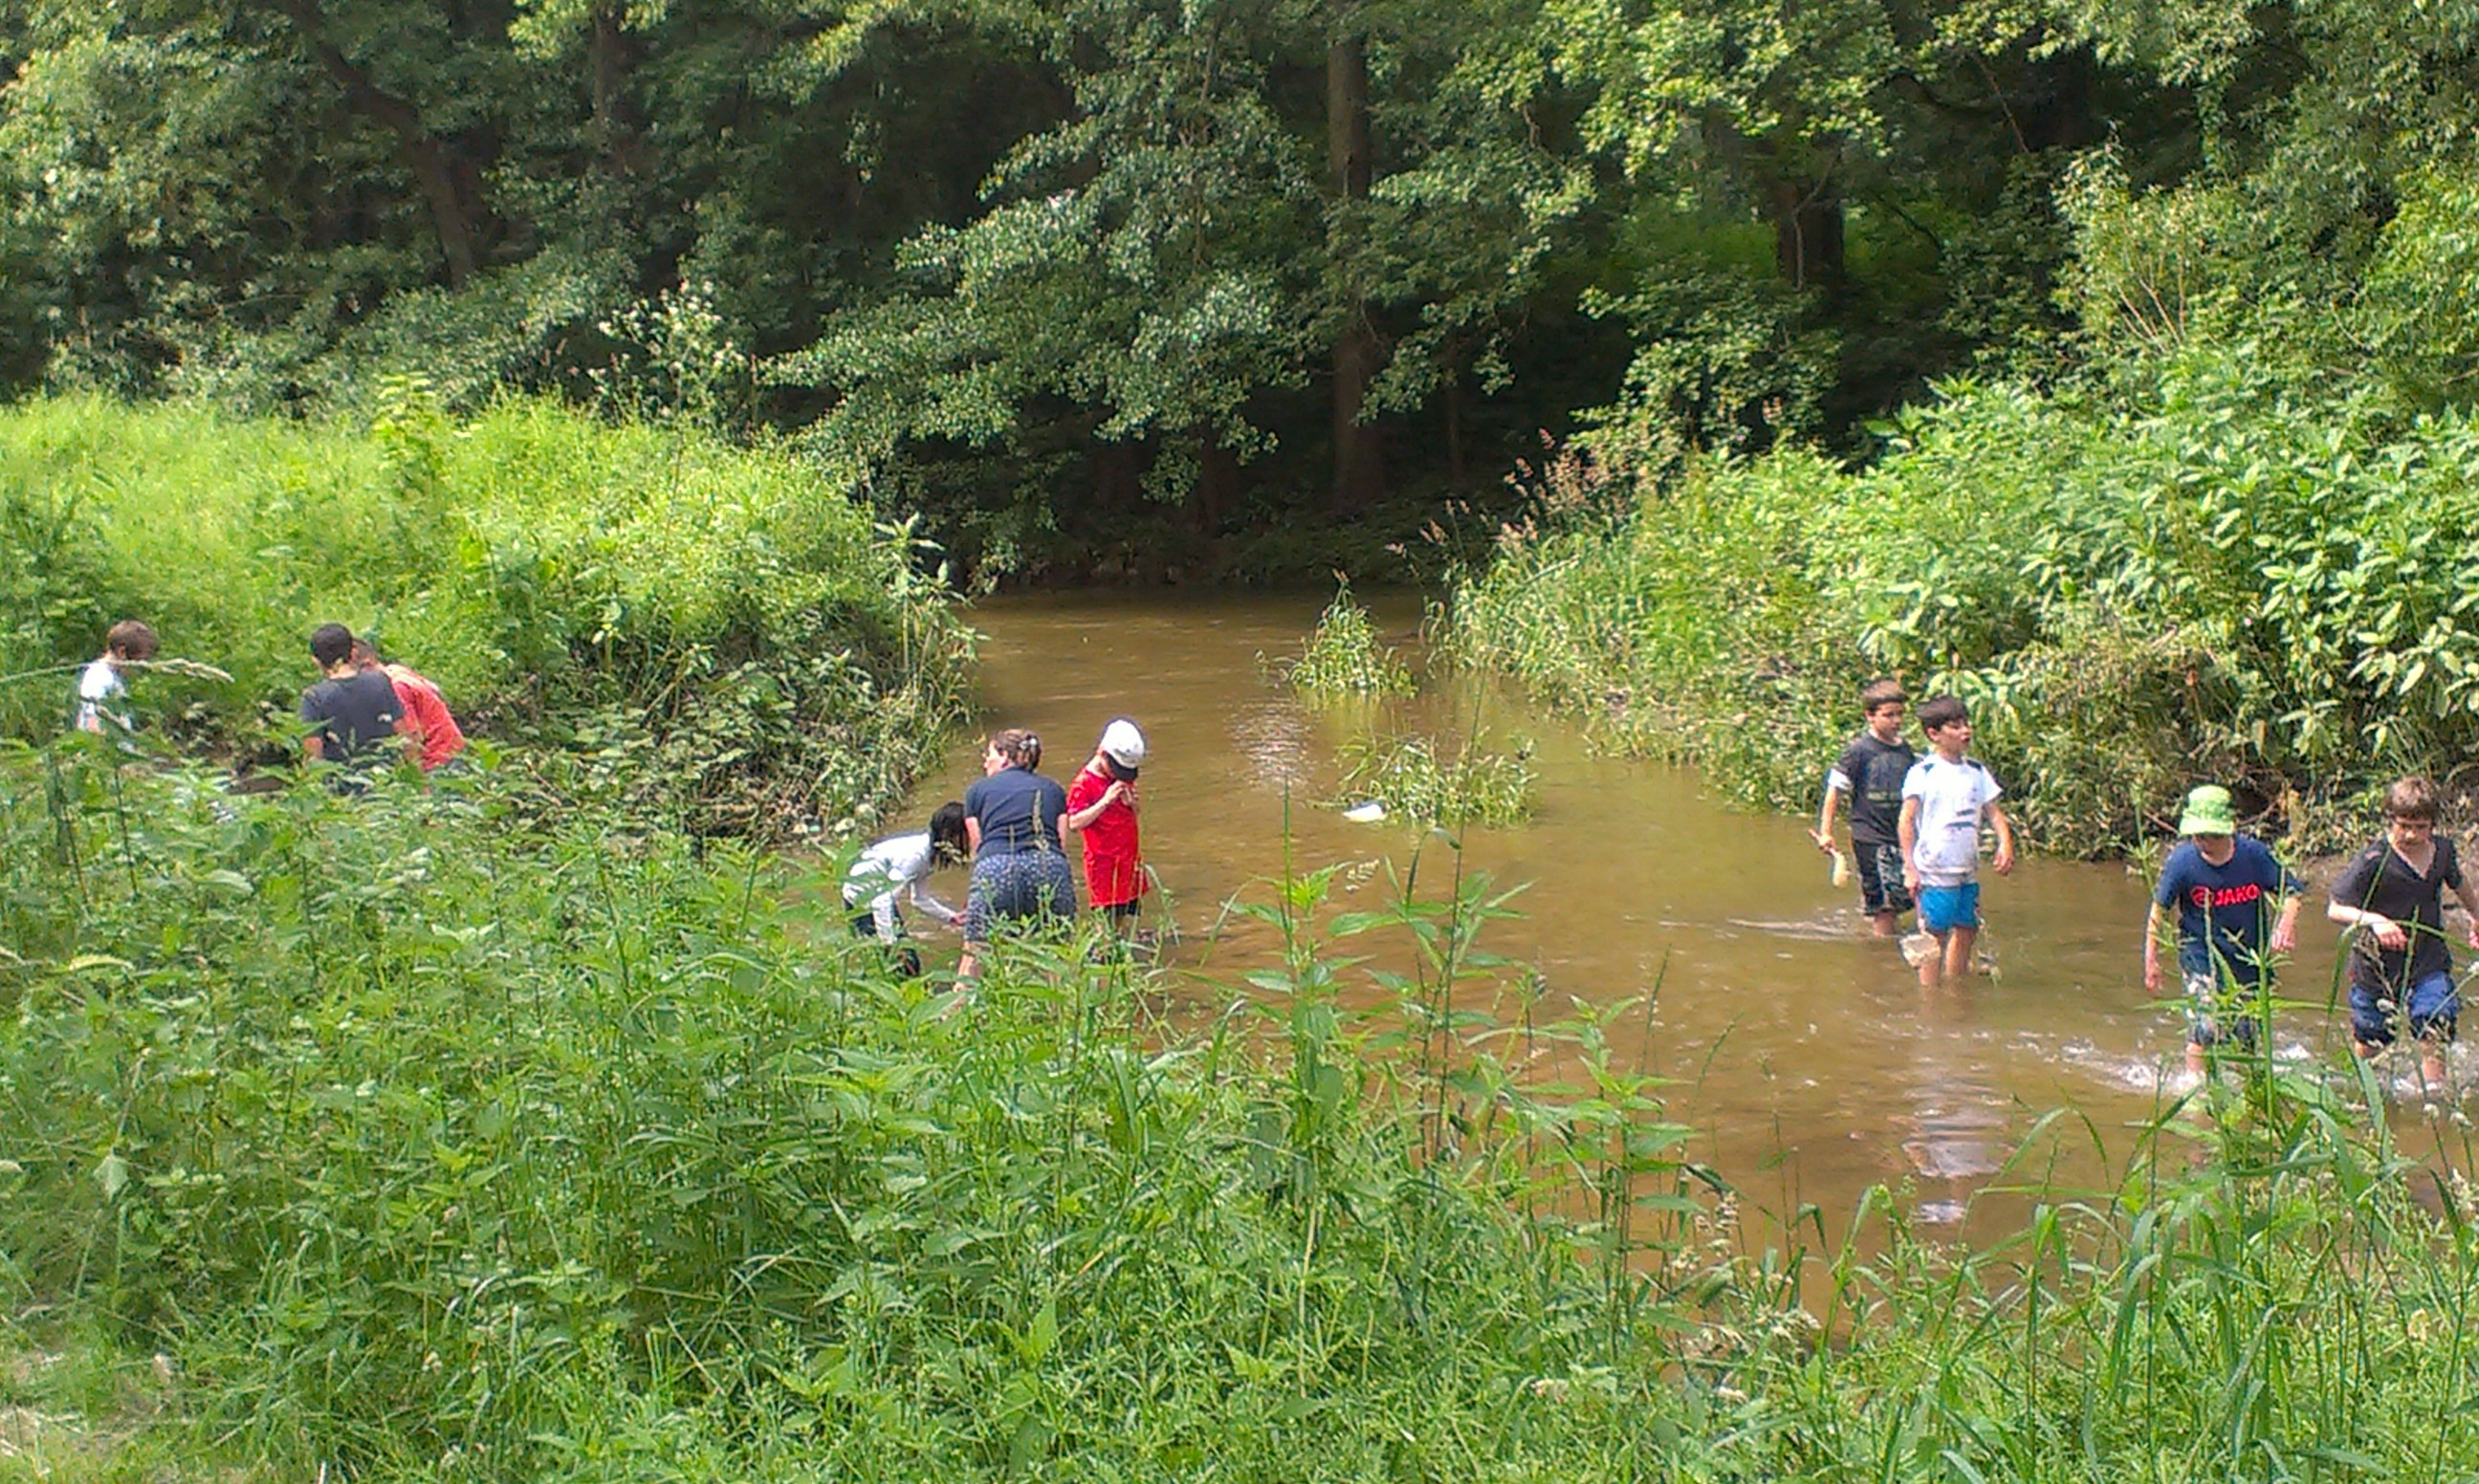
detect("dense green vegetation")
[1443,5,2479,854]
[7,749,2479,1479]
[1454,352,2479,855]
[0,394,970,836]
[0,0,2228,578]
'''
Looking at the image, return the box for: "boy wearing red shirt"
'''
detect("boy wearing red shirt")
[1065,718,1148,928]
[352,638,468,772]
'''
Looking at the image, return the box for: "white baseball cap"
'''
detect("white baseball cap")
[1099,717,1147,769]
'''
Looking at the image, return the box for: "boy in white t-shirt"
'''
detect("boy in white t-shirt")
[72,619,158,741]
[1898,695,2016,987]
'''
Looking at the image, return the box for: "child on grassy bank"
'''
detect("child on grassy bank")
[351,638,466,773]
[1898,695,2014,988]
[1065,718,1148,935]
[72,619,157,740]
[2327,775,2479,1088]
[298,622,409,782]
[2142,784,2303,1076]
[1815,679,1915,938]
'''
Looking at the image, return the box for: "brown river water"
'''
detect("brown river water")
[892,591,2471,1246]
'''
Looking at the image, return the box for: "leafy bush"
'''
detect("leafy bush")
[1334,731,1537,828]
[11,749,2479,1480]
[0,750,1709,1480]
[1455,353,2479,855]
[1278,583,1414,697]
[0,393,970,836]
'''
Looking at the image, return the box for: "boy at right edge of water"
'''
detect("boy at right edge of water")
[2327,775,2479,1090]
[1898,695,2014,989]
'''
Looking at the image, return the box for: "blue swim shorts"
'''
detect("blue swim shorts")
[1917,882,1981,934]
[2350,971,2458,1049]
[2183,966,2265,1051]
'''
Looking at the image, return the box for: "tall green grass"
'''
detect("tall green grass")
[7,745,2479,1479]
[0,389,971,836]
[1453,352,2479,855]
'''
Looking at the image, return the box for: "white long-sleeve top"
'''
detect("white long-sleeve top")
[842,831,961,940]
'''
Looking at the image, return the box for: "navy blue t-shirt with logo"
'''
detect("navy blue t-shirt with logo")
[2153,836,2302,981]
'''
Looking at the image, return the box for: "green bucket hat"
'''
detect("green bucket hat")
[2177,784,2237,837]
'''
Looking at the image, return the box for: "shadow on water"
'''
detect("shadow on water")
[894,590,2467,1249]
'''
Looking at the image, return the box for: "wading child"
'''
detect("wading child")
[1898,695,2015,987]
[72,619,158,741]
[1816,679,1915,938]
[2142,784,2303,1076]
[843,802,969,978]
[1065,718,1148,934]
[2327,776,2479,1088]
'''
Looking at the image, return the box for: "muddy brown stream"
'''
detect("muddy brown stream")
[897,592,2452,1247]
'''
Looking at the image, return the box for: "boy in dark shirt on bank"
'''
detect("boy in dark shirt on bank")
[298,622,409,782]
[2328,775,2479,1088]
[1815,679,1916,937]
[2142,784,2303,1076]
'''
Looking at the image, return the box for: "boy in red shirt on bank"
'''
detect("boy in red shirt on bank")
[1065,718,1148,931]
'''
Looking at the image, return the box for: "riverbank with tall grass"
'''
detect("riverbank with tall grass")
[1451,351,2479,857]
[0,391,970,838]
[5,743,2479,1480]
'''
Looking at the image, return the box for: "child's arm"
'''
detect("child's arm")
[1813,774,1847,852]
[1986,801,2016,875]
[1066,781,1127,832]
[2455,873,2479,949]
[2326,895,2408,949]
[2142,901,2170,993]
[1898,797,1922,893]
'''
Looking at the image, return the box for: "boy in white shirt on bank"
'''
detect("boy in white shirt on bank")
[72,619,158,740]
[1898,695,2016,988]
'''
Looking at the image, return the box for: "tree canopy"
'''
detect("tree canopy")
[2,0,2471,576]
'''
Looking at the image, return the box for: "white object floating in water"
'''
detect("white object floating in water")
[1342,800,1388,823]
[1899,931,1940,969]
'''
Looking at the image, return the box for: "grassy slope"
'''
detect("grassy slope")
[1,753,2477,1480]
[1453,360,2479,857]
[0,394,971,835]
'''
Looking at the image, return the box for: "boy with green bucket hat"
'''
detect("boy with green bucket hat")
[2143,784,2304,1077]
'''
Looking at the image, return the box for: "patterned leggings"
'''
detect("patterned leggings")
[964,850,1078,940]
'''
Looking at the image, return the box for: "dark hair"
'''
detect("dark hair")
[990,729,1042,772]
[105,620,159,662]
[349,636,382,667]
[1915,694,1969,732]
[1859,678,1907,714]
[928,801,968,862]
[2384,775,2443,822]
[309,622,356,669]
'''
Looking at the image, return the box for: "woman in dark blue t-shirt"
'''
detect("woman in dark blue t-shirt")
[958,728,1076,978]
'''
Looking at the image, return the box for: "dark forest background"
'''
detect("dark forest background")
[4,0,2472,581]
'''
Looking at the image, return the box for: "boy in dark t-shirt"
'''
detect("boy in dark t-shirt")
[1815,679,1916,937]
[2142,784,2303,1075]
[299,622,409,782]
[2328,775,2479,1088]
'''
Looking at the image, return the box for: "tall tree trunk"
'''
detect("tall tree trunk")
[265,0,487,288]
[589,4,649,178]
[1767,175,1844,291]
[1194,431,1239,537]
[1327,24,1384,512]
